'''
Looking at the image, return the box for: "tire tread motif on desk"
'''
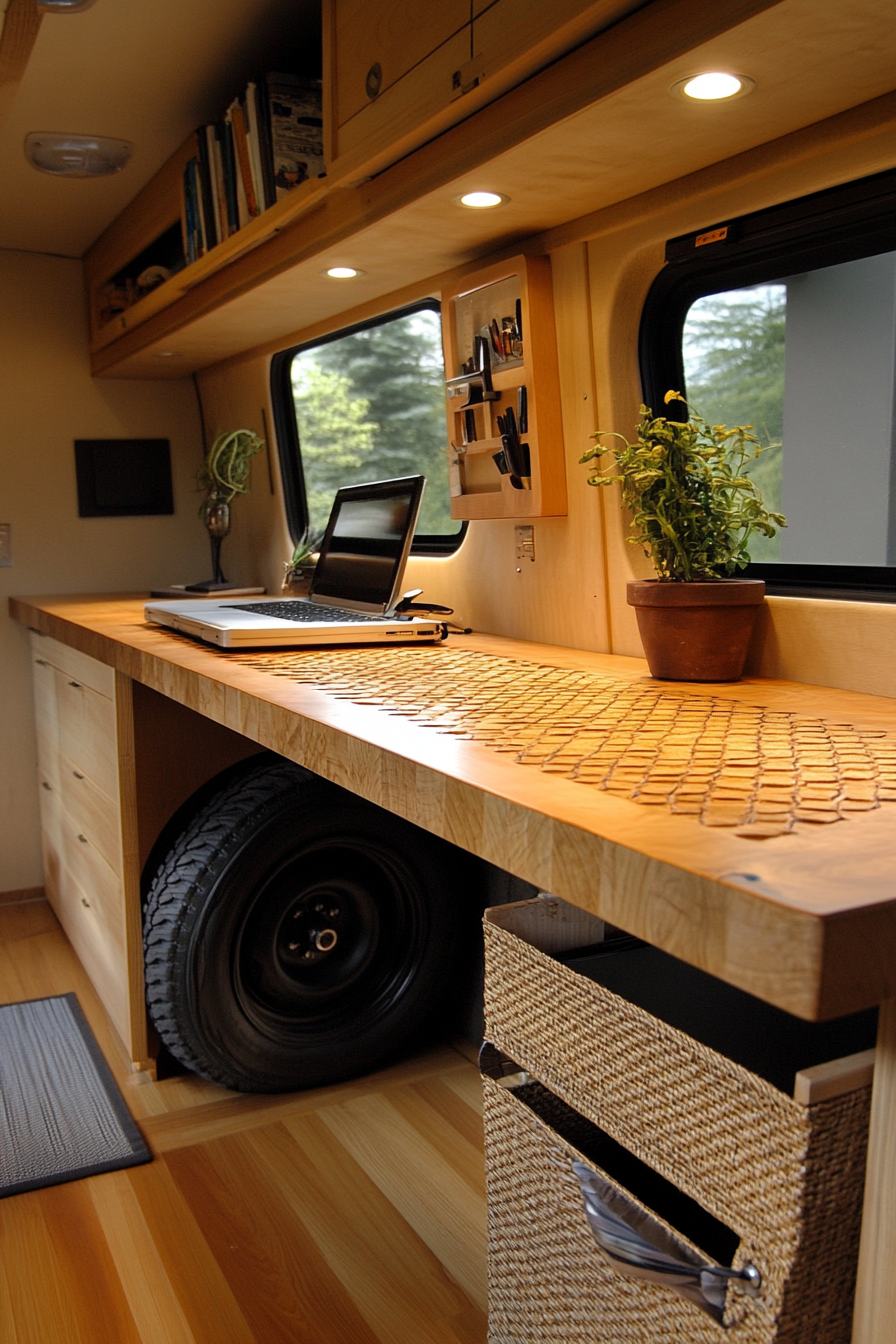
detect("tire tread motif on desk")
[226,644,896,839]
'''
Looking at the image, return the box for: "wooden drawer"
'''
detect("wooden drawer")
[56,750,123,875]
[53,670,117,799]
[38,780,125,949]
[30,632,118,795]
[31,632,115,698]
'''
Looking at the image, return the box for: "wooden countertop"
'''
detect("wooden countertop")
[12,592,896,1020]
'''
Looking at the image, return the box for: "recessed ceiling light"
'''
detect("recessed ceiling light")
[455,191,509,209]
[671,73,754,102]
[155,351,182,359]
[324,266,364,279]
[24,132,132,176]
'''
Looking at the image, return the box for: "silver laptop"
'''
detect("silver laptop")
[145,476,445,649]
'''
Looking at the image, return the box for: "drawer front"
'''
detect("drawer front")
[57,750,122,875]
[54,669,118,799]
[47,848,129,1039]
[31,653,61,784]
[31,631,115,698]
[483,1077,726,1343]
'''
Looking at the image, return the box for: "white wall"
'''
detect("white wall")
[0,249,208,893]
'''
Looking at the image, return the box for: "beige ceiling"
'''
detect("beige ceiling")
[0,0,320,257]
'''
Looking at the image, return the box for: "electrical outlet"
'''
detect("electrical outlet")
[515,526,535,563]
[0,523,11,567]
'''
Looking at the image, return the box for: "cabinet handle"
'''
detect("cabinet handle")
[81,897,90,908]
[365,62,382,98]
[42,781,52,791]
[77,834,88,844]
[68,680,81,689]
[35,658,48,666]
[72,770,84,780]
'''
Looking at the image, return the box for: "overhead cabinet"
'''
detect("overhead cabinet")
[325,0,646,185]
[84,0,647,371]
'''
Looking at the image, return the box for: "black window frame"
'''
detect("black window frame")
[639,169,896,602]
[270,299,467,556]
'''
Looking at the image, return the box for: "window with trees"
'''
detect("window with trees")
[640,170,896,599]
[271,301,465,554]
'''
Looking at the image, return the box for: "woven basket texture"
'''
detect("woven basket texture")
[482,920,871,1342]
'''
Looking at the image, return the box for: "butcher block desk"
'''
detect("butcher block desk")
[11,592,896,1344]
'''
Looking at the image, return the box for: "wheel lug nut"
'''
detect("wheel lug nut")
[328,908,339,917]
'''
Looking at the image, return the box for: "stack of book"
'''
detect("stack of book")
[182,73,324,264]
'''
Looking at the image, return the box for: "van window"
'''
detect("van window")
[640,170,896,599]
[271,302,465,554]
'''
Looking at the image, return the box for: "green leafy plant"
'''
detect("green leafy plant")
[579,392,786,580]
[197,428,264,506]
[288,526,323,568]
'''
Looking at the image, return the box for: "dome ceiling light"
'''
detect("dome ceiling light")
[25,133,133,177]
[324,266,365,278]
[37,1,100,11]
[671,72,755,101]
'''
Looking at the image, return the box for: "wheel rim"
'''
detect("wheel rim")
[233,838,426,1038]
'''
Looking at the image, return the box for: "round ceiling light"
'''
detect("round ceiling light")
[455,191,508,209]
[672,72,754,102]
[25,132,132,177]
[324,266,364,279]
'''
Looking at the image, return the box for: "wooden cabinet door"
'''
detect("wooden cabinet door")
[333,0,470,129]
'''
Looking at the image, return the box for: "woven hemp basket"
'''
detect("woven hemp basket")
[482,907,871,1343]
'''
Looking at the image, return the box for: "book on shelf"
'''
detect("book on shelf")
[228,95,261,219]
[182,72,325,260]
[195,129,218,251]
[258,73,324,203]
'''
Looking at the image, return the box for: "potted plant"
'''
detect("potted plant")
[194,428,264,590]
[282,526,323,596]
[580,392,786,681]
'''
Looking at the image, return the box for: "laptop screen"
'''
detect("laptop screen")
[310,476,425,610]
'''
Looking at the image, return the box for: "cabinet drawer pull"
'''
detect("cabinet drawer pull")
[77,834,88,844]
[81,897,90,908]
[35,658,48,666]
[68,680,82,689]
[42,781,52,791]
[72,770,84,780]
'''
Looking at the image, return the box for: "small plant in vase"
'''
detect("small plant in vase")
[282,526,323,596]
[580,392,786,680]
[193,429,264,592]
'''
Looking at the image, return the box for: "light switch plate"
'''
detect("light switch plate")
[0,523,11,567]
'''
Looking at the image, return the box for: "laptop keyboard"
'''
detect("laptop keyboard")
[225,600,389,624]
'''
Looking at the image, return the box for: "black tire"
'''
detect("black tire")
[143,755,473,1092]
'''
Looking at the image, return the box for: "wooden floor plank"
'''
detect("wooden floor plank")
[164,1132,382,1344]
[125,1159,257,1344]
[89,1171,198,1344]
[318,1090,489,1311]
[142,1047,472,1153]
[259,1113,486,1344]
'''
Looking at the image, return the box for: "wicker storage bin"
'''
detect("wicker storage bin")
[482,897,873,1344]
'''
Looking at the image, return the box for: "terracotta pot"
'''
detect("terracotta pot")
[627,579,765,682]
